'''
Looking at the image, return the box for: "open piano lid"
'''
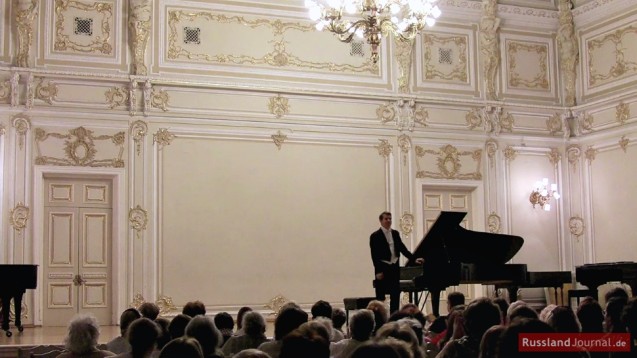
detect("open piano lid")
[405,211,524,266]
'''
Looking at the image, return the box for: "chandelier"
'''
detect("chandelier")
[529,178,561,211]
[305,0,442,63]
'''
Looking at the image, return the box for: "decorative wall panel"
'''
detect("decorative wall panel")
[0,0,8,62]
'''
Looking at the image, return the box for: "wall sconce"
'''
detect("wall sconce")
[530,178,560,211]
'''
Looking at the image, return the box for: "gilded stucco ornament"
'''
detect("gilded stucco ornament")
[143,80,152,116]
[466,108,483,130]
[485,139,498,166]
[34,78,59,105]
[395,38,415,93]
[616,102,630,125]
[11,73,20,107]
[12,114,31,150]
[129,0,151,75]
[153,128,175,148]
[151,88,169,112]
[15,0,38,67]
[479,0,501,100]
[0,124,5,136]
[265,295,289,316]
[34,127,125,167]
[547,113,563,136]
[397,134,411,165]
[10,202,29,236]
[585,146,597,163]
[487,212,501,234]
[105,86,129,110]
[578,112,594,133]
[548,148,561,167]
[131,120,148,156]
[130,293,145,309]
[508,42,549,89]
[504,146,517,161]
[377,103,396,124]
[54,0,113,54]
[376,140,393,158]
[271,131,287,150]
[619,136,629,153]
[0,80,11,101]
[400,213,414,236]
[423,34,468,82]
[557,0,579,106]
[567,145,581,169]
[588,25,637,87]
[129,80,138,117]
[569,216,584,240]
[268,95,290,119]
[156,295,177,316]
[378,100,428,131]
[129,205,148,240]
[416,145,482,180]
[25,73,34,109]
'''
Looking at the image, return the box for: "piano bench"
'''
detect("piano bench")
[343,297,377,326]
[567,289,596,308]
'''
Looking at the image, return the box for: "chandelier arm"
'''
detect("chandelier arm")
[327,19,370,43]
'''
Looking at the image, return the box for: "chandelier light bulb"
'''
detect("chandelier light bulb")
[432,5,442,18]
[345,3,357,13]
[309,6,322,21]
[553,193,561,200]
[544,204,551,211]
[425,17,436,27]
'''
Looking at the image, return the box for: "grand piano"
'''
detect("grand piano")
[0,264,38,337]
[402,211,571,316]
[575,262,637,300]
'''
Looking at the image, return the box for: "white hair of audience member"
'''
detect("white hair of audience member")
[233,348,273,358]
[349,309,375,341]
[297,320,331,343]
[184,315,223,357]
[64,314,102,354]
[313,316,337,340]
[539,304,557,322]
[242,311,267,336]
[506,300,527,318]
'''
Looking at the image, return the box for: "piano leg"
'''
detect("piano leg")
[13,291,24,332]
[506,286,519,302]
[430,288,441,317]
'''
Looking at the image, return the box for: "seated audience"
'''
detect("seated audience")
[507,304,539,324]
[546,305,581,333]
[234,306,253,336]
[349,341,402,358]
[605,296,628,333]
[366,300,389,336]
[167,313,191,339]
[332,308,347,337]
[154,317,171,350]
[330,309,375,358]
[113,317,160,358]
[539,304,557,323]
[139,302,160,321]
[311,300,344,341]
[374,320,423,358]
[279,322,330,358]
[492,298,509,324]
[477,325,505,358]
[258,306,308,358]
[182,300,206,317]
[621,297,637,355]
[233,349,272,358]
[185,315,224,358]
[222,311,269,357]
[496,318,555,358]
[214,312,235,345]
[577,297,604,333]
[107,308,141,354]
[158,337,204,358]
[58,314,115,357]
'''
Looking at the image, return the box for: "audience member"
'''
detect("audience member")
[350,341,402,358]
[621,297,637,355]
[546,305,581,333]
[330,309,375,358]
[492,298,509,324]
[279,322,330,358]
[233,349,272,358]
[214,312,235,345]
[332,308,347,336]
[154,317,171,350]
[138,302,160,321]
[312,300,344,341]
[258,306,308,358]
[235,306,253,336]
[366,300,389,336]
[577,297,604,333]
[182,300,206,317]
[605,296,628,333]
[222,311,269,357]
[496,318,554,358]
[158,337,203,358]
[167,313,191,339]
[185,315,224,358]
[605,286,629,303]
[507,304,539,324]
[106,308,141,354]
[478,325,505,358]
[374,321,423,358]
[114,317,160,358]
[539,304,557,323]
[58,314,115,357]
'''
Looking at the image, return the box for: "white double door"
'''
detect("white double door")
[43,178,112,326]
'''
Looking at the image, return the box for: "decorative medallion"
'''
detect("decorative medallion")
[399,213,414,236]
[616,102,630,125]
[130,293,144,309]
[0,124,5,136]
[268,95,290,119]
[397,134,411,165]
[129,205,148,240]
[10,202,29,235]
[34,127,125,167]
[34,79,59,105]
[567,145,582,169]
[619,136,629,153]
[415,145,482,180]
[504,146,517,161]
[151,88,169,112]
[130,120,148,156]
[376,139,393,158]
[377,103,396,124]
[585,146,597,163]
[548,148,561,167]
[153,128,175,148]
[271,131,287,150]
[485,140,498,162]
[569,216,584,240]
[0,80,10,101]
[547,113,563,135]
[466,108,483,130]
[12,114,31,150]
[580,112,594,132]
[265,295,289,316]
[105,86,130,109]
[156,295,177,315]
[487,212,501,233]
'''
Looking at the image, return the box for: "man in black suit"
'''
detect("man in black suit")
[370,211,424,314]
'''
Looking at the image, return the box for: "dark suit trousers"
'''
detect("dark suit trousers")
[375,263,401,314]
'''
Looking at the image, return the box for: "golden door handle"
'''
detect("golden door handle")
[73,274,85,286]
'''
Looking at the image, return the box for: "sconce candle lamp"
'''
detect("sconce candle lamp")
[530,178,560,211]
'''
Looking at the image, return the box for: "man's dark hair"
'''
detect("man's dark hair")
[332,308,346,330]
[214,312,234,330]
[311,300,333,319]
[139,302,160,320]
[119,308,141,336]
[447,292,465,308]
[379,211,391,221]
[182,300,206,317]
[274,307,309,340]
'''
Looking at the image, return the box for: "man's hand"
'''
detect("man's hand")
[415,258,425,265]
[375,272,384,280]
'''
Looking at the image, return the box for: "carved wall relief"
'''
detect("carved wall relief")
[415,144,482,180]
[14,0,38,67]
[271,131,287,150]
[479,0,501,100]
[54,0,114,55]
[129,0,151,75]
[587,24,637,87]
[557,0,579,106]
[268,94,290,119]
[507,41,550,90]
[34,126,125,167]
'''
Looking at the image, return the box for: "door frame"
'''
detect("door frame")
[33,166,126,326]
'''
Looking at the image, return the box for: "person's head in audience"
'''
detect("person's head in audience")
[478,325,505,358]
[185,315,223,357]
[622,297,637,335]
[126,317,160,358]
[313,316,336,342]
[374,321,422,358]
[158,336,203,358]
[605,286,629,303]
[274,306,309,340]
[243,311,267,338]
[605,296,628,333]
[508,304,539,324]
[547,305,581,333]
[168,313,191,339]
[349,309,375,342]
[539,304,557,322]
[447,292,465,312]
[576,297,604,333]
[492,297,509,324]
[439,304,465,349]
[463,298,501,342]
[139,302,160,320]
[311,300,333,319]
[279,301,301,312]
[331,308,346,332]
[233,349,272,358]
[279,322,330,358]
[119,308,142,337]
[63,314,102,355]
[236,306,253,331]
[214,311,234,344]
[154,317,171,350]
[395,304,427,332]
[496,318,554,358]
[182,300,206,317]
[366,300,389,335]
[350,341,402,358]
